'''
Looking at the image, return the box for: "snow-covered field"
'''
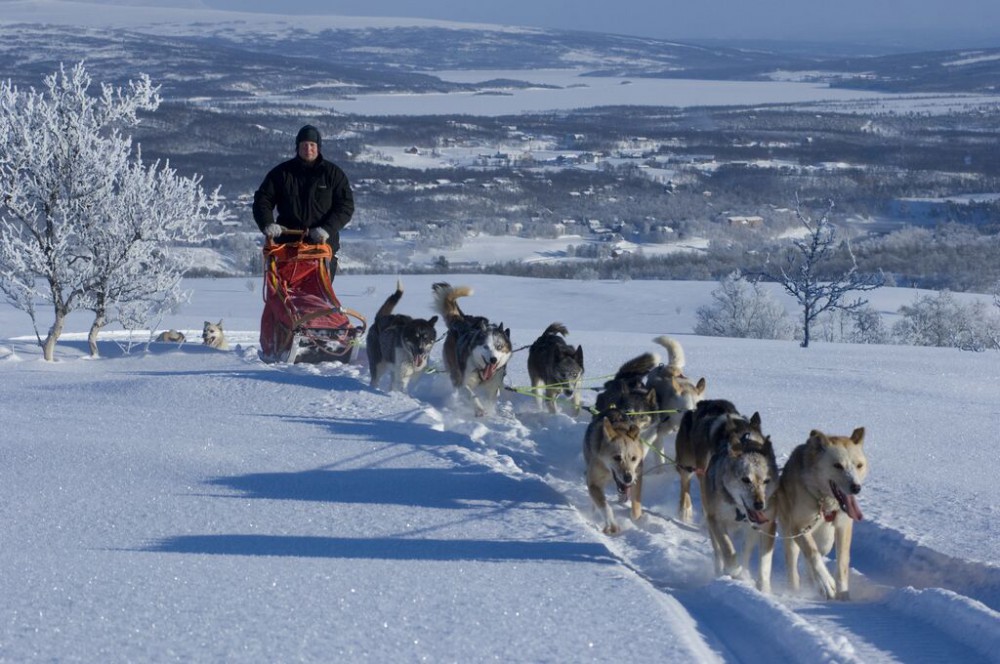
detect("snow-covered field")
[2,273,998,662]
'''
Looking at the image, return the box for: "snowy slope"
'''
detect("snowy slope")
[1,273,998,662]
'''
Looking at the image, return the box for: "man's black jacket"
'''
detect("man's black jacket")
[253,154,354,251]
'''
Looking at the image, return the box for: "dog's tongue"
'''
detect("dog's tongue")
[844,494,863,521]
[413,354,427,369]
[831,481,864,521]
[747,509,769,525]
[480,363,497,381]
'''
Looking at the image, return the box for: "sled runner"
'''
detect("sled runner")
[259,229,366,364]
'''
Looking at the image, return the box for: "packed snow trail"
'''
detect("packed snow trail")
[388,356,1000,664]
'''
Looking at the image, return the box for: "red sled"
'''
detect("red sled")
[259,234,366,364]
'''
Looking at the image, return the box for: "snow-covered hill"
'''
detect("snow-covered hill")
[2,274,998,662]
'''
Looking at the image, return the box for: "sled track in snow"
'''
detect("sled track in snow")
[449,404,1000,663]
[277,358,1000,664]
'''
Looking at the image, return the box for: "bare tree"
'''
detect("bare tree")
[763,198,884,348]
[0,63,159,360]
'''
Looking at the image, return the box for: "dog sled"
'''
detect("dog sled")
[259,229,366,364]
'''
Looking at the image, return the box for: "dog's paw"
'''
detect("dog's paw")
[724,564,745,579]
[835,590,851,601]
[819,580,837,600]
[602,522,621,535]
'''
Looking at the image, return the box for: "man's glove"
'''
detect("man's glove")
[264,224,282,238]
[309,227,330,243]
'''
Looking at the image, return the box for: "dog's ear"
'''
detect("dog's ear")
[750,411,762,429]
[602,417,617,440]
[428,315,439,326]
[575,345,584,366]
[217,319,224,327]
[850,427,865,446]
[807,430,828,449]
[627,424,640,439]
[695,377,706,394]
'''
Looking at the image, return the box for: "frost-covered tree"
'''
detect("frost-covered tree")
[0,63,219,359]
[763,198,884,348]
[694,270,794,340]
[0,63,159,359]
[81,152,225,356]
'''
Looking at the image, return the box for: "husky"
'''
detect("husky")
[701,415,779,592]
[202,320,229,350]
[583,409,646,534]
[526,323,584,414]
[645,336,706,463]
[155,329,186,343]
[675,399,764,524]
[776,427,868,600]
[593,352,660,434]
[432,282,512,417]
[367,280,439,392]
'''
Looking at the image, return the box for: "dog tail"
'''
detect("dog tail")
[432,282,473,324]
[652,335,685,371]
[376,279,404,320]
[542,322,569,337]
[614,351,660,382]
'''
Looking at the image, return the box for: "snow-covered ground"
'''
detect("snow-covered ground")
[2,273,998,662]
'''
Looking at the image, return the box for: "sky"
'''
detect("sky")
[1,272,999,662]
[197,0,1000,47]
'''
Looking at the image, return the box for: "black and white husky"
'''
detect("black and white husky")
[527,323,584,414]
[432,282,512,417]
[367,280,438,392]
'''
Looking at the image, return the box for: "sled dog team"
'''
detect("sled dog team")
[364,280,869,601]
[162,280,868,601]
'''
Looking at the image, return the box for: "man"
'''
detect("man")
[253,124,354,276]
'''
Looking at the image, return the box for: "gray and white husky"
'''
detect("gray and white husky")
[432,282,512,417]
[367,280,438,392]
[526,323,584,414]
[776,427,868,600]
[701,411,779,592]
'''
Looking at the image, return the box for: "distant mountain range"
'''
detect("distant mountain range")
[1,2,998,104]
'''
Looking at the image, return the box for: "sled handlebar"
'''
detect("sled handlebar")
[265,226,314,249]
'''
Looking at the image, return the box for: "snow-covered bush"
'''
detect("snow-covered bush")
[694,270,794,340]
[892,290,1000,351]
[818,304,890,345]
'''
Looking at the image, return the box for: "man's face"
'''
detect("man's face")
[297,141,319,163]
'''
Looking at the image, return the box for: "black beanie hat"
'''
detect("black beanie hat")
[296,125,322,149]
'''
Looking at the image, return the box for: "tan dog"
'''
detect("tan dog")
[583,410,645,535]
[645,336,706,463]
[202,320,229,350]
[155,329,186,343]
[776,427,868,600]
